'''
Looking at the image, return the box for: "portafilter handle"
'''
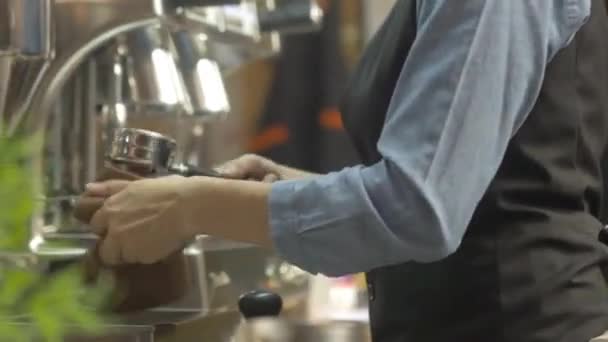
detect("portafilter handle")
[108,128,230,179]
[168,163,225,178]
[238,289,283,319]
[167,0,241,8]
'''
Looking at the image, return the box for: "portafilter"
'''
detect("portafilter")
[108,127,177,175]
[108,127,224,177]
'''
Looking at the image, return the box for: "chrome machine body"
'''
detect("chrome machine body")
[0,0,319,338]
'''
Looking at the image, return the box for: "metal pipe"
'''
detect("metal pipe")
[0,0,52,57]
[0,0,52,133]
[122,25,189,111]
[11,0,53,57]
[171,30,230,116]
[0,0,12,53]
[0,57,12,129]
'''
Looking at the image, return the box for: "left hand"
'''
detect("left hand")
[87,175,195,265]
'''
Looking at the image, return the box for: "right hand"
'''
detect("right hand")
[215,154,315,182]
[87,175,195,265]
[73,165,141,224]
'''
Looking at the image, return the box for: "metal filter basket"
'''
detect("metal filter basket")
[108,127,177,174]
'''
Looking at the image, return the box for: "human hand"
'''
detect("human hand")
[87,175,195,265]
[216,154,316,182]
[73,164,140,223]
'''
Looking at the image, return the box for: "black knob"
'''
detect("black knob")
[599,225,608,246]
[238,290,283,319]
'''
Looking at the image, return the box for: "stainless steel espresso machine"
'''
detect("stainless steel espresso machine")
[0,0,320,339]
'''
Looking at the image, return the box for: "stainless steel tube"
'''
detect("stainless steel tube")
[11,0,52,57]
[0,0,11,54]
[171,30,230,116]
[119,25,189,114]
[0,57,12,129]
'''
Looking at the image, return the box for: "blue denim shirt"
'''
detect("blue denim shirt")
[269,0,591,277]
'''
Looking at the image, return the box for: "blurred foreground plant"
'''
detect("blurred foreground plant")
[0,136,109,342]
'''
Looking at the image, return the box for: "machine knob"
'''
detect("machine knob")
[238,289,283,319]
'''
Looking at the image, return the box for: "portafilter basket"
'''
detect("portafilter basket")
[108,127,177,174]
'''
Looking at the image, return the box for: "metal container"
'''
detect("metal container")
[108,127,177,174]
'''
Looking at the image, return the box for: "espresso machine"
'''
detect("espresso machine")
[0,0,319,339]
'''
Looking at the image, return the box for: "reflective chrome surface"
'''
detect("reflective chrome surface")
[11,0,53,56]
[5,0,161,135]
[0,1,10,53]
[122,25,189,112]
[42,59,99,232]
[0,0,320,337]
[109,128,177,172]
[0,0,52,56]
[258,0,323,34]
[172,30,231,116]
[235,319,372,342]
[0,56,11,129]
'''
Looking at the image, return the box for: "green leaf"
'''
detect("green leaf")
[0,270,37,308]
[0,319,33,342]
[0,135,107,341]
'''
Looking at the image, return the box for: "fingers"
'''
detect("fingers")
[73,196,105,223]
[215,158,249,179]
[100,234,165,265]
[100,164,142,181]
[263,173,280,183]
[120,238,138,264]
[223,154,262,178]
[215,154,276,181]
[90,205,109,236]
[85,180,130,198]
[121,235,163,265]
[98,234,122,265]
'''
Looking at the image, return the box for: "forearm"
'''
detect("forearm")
[251,0,583,277]
[183,177,274,248]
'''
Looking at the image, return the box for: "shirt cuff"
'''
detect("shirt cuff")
[268,179,319,274]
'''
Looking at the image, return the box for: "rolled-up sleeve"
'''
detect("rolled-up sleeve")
[269,0,591,277]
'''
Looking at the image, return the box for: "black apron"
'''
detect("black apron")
[340,1,608,341]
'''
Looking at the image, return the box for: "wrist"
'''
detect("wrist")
[177,177,208,240]
[178,176,274,247]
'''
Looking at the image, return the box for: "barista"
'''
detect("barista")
[79,0,608,341]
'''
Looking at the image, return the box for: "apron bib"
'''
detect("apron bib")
[340,1,608,341]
